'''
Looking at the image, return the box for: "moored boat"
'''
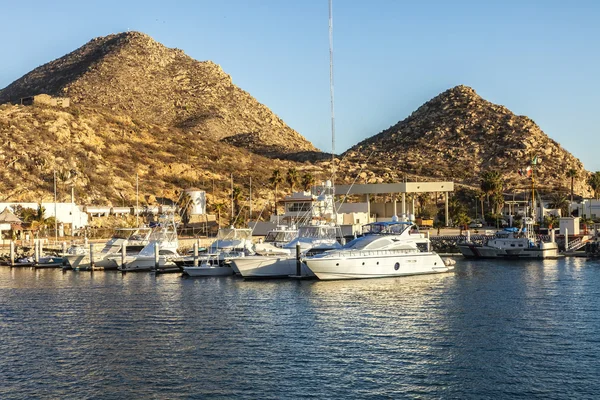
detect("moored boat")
[304,221,454,280]
[457,219,560,259]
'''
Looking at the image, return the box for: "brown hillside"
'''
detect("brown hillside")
[0,102,325,209]
[0,31,317,158]
[339,85,589,196]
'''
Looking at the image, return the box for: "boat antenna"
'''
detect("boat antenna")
[54,169,57,243]
[328,0,337,222]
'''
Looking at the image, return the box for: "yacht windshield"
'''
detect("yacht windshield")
[265,231,296,243]
[298,226,337,240]
[217,228,253,240]
[343,235,395,250]
[361,222,410,235]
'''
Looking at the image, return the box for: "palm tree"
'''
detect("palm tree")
[547,192,570,217]
[212,202,226,228]
[417,193,429,216]
[301,172,316,191]
[587,171,600,200]
[567,169,577,206]
[480,171,503,214]
[176,191,194,227]
[286,167,299,192]
[269,169,284,215]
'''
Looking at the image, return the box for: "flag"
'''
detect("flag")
[517,169,523,176]
[526,165,532,177]
[531,155,538,165]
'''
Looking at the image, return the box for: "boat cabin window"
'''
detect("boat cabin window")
[264,231,296,243]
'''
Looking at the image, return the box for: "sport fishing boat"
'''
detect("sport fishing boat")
[116,216,179,272]
[64,227,152,270]
[304,221,455,280]
[229,223,342,278]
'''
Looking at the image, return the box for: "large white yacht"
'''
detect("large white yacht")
[457,218,560,259]
[64,227,152,270]
[229,224,342,278]
[115,216,179,272]
[304,221,454,280]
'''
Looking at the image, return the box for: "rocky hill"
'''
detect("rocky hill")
[340,85,589,195]
[0,31,592,213]
[0,31,317,158]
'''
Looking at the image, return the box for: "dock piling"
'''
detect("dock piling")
[89,243,94,268]
[296,244,301,276]
[121,240,127,269]
[34,240,39,264]
[10,241,15,266]
[193,242,199,267]
[154,243,159,270]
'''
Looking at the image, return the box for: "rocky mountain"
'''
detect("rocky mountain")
[340,85,589,196]
[0,31,592,212]
[0,31,317,158]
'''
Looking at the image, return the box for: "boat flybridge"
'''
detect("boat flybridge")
[64,227,153,270]
[115,216,179,272]
[304,221,455,280]
[253,225,299,255]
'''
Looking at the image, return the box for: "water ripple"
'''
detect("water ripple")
[1,259,600,399]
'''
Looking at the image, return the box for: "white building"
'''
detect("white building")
[0,202,89,232]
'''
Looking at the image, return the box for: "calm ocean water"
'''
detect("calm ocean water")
[1,257,599,399]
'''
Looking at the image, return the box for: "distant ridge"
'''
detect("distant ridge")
[338,85,588,194]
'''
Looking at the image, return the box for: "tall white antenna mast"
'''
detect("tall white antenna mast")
[329,0,335,186]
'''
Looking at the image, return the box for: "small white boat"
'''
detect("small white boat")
[304,221,454,280]
[183,258,235,277]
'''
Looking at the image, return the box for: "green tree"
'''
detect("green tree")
[543,214,559,229]
[480,171,503,214]
[176,191,194,227]
[587,171,600,200]
[301,172,316,191]
[547,192,570,217]
[269,169,284,215]
[286,167,299,192]
[567,168,577,206]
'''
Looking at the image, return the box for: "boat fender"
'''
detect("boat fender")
[394,262,400,270]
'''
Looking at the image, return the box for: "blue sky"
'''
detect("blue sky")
[2,0,599,170]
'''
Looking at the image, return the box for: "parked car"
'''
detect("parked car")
[469,222,483,228]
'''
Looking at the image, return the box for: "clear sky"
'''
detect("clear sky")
[2,0,599,170]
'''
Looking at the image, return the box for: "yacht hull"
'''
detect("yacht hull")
[230,255,315,278]
[305,252,452,280]
[119,256,176,272]
[458,243,560,259]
